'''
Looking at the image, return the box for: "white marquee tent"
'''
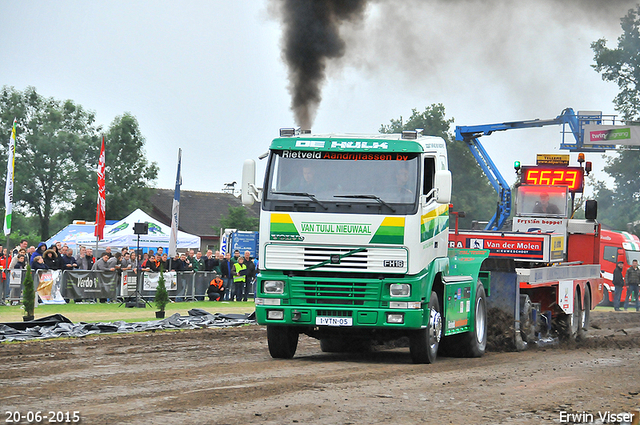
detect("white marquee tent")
[75,209,200,250]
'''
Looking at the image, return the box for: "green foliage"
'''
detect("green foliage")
[154,265,170,312]
[0,86,158,241]
[591,7,640,233]
[380,105,496,227]
[591,5,640,122]
[69,113,158,221]
[22,265,35,317]
[214,205,260,233]
[592,152,640,231]
[0,86,98,240]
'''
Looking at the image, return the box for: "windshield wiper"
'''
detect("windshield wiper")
[334,194,396,212]
[271,191,328,210]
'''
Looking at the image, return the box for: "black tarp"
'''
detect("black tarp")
[0,310,256,342]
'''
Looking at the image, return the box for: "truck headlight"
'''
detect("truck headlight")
[386,313,404,324]
[263,280,285,294]
[267,310,284,320]
[390,283,410,297]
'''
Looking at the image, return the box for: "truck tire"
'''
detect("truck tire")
[556,289,582,342]
[439,282,487,358]
[599,287,612,307]
[267,325,299,359]
[410,291,442,364]
[459,283,487,357]
[578,288,591,341]
[519,294,536,343]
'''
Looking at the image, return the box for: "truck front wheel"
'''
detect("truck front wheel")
[267,325,299,359]
[410,291,442,364]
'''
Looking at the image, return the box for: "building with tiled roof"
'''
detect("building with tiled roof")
[147,189,260,252]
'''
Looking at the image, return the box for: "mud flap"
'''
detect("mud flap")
[485,270,527,351]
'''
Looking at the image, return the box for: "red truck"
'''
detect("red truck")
[449,163,604,346]
[599,229,640,306]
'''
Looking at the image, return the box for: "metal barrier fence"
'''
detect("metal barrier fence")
[1,270,256,304]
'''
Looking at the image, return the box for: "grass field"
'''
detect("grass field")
[0,300,256,324]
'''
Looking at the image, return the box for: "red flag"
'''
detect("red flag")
[95,136,106,240]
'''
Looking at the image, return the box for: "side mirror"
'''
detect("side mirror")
[241,159,262,205]
[434,170,452,204]
[585,199,597,220]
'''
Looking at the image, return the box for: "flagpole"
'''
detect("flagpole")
[169,148,182,258]
[4,119,16,255]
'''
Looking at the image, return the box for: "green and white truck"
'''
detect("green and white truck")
[242,129,490,363]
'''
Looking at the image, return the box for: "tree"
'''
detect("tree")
[155,264,170,313]
[0,86,158,241]
[0,86,98,240]
[591,5,640,122]
[380,104,495,227]
[591,7,640,232]
[22,265,35,319]
[215,205,260,233]
[70,113,158,221]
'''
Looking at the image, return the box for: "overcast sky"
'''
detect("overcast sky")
[1,0,635,204]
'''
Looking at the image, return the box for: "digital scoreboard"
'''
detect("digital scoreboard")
[520,166,585,192]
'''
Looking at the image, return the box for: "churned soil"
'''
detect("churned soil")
[1,311,639,424]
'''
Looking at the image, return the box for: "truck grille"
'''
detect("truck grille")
[264,244,407,274]
[290,278,381,306]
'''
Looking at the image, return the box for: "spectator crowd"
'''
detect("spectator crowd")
[1,239,258,304]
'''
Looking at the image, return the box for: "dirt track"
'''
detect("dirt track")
[1,311,640,425]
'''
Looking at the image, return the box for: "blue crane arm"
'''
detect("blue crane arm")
[454,108,582,231]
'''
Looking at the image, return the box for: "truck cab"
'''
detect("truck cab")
[599,229,640,306]
[243,129,489,363]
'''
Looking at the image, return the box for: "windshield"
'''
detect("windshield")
[627,250,640,264]
[515,185,568,218]
[262,150,420,214]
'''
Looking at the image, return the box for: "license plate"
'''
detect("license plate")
[315,316,353,327]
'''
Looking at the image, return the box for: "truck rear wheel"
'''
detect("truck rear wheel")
[557,289,583,342]
[267,325,299,359]
[459,283,487,357]
[599,287,612,307]
[410,291,442,364]
[439,282,487,357]
[578,289,591,341]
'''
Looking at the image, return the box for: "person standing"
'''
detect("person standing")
[62,248,78,270]
[92,252,115,272]
[12,239,28,257]
[624,259,640,311]
[232,256,247,302]
[241,250,256,301]
[613,261,625,311]
[191,251,204,272]
[0,247,10,304]
[220,252,234,301]
[213,250,222,275]
[30,242,47,266]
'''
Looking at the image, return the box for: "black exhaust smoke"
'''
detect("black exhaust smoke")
[277,0,367,129]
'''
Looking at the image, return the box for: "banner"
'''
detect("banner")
[36,270,66,304]
[64,270,118,299]
[95,136,106,240]
[4,119,16,236]
[143,272,177,291]
[583,124,640,147]
[9,269,23,288]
